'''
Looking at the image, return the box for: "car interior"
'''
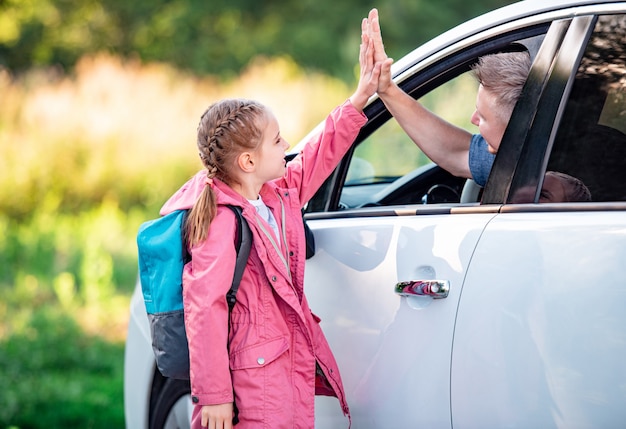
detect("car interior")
[546,14,626,202]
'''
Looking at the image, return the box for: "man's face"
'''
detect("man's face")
[470,85,508,154]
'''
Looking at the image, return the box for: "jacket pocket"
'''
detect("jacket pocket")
[229,336,289,370]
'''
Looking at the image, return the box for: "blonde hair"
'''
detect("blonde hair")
[186,98,268,246]
[471,51,531,123]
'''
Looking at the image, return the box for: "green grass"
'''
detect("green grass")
[0,309,125,428]
[0,191,153,428]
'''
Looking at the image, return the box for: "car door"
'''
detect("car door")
[307,210,498,428]
[451,11,626,429]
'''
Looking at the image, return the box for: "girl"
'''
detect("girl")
[159,14,381,429]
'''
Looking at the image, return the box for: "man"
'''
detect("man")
[365,9,531,187]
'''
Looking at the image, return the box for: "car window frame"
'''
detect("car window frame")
[481,18,575,204]
[487,15,598,205]
[488,9,626,209]
[305,23,552,215]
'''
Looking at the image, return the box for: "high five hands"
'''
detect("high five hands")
[350,8,396,110]
[363,8,394,95]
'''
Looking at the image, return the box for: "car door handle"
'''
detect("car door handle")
[395,280,449,299]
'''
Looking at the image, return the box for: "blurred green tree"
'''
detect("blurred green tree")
[0,0,515,80]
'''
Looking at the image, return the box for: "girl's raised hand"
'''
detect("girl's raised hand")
[349,16,382,111]
[366,8,394,94]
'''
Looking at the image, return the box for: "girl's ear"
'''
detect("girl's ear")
[237,152,255,173]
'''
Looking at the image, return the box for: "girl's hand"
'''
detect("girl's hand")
[349,18,382,112]
[200,403,234,429]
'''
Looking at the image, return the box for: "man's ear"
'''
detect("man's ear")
[237,152,255,173]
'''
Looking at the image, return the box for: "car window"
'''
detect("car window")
[305,26,550,213]
[546,13,626,202]
[339,72,477,209]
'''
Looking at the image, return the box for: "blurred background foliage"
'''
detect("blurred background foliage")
[1,0,514,80]
[0,0,514,427]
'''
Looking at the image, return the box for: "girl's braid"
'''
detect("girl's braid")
[197,100,265,181]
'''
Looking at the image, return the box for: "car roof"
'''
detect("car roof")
[391,0,624,77]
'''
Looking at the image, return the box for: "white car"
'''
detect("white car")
[124,1,626,427]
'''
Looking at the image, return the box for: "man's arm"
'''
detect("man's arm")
[378,80,473,179]
[367,9,473,179]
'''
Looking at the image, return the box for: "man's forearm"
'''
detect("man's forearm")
[378,83,473,178]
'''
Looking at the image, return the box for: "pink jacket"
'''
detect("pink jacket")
[160,100,367,428]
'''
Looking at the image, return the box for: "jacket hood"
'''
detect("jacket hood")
[160,170,263,216]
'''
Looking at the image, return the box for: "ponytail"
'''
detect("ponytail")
[185,183,217,247]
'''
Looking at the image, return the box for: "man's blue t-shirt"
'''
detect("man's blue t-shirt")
[468,134,495,187]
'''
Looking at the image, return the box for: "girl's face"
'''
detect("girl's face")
[254,112,290,182]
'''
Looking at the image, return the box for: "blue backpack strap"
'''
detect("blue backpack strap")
[225,205,252,311]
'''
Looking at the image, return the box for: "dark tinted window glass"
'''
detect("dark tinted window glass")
[547,14,626,202]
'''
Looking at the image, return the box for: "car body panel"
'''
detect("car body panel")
[452,210,626,428]
[124,284,154,429]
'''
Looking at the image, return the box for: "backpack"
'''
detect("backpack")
[136,205,252,380]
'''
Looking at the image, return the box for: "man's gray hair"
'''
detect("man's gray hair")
[471,51,532,122]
